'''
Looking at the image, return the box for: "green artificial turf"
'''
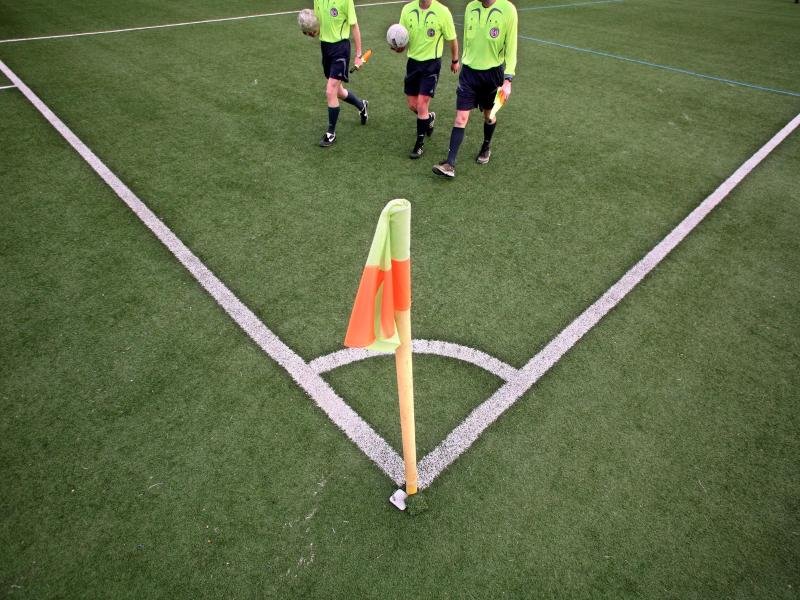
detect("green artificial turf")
[1,0,798,597]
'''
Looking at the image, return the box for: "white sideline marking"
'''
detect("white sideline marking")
[0,58,406,487]
[310,341,519,382]
[517,0,623,11]
[415,112,800,489]
[0,84,16,90]
[0,1,405,44]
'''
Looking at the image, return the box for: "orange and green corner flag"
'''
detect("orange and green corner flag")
[344,199,411,351]
[344,199,418,497]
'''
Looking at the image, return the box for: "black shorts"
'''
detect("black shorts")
[404,58,442,97]
[456,64,504,111]
[321,39,350,83]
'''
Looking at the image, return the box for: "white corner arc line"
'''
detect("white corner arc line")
[309,347,385,374]
[415,111,800,490]
[0,1,405,44]
[413,340,519,381]
[0,58,406,487]
[310,341,519,382]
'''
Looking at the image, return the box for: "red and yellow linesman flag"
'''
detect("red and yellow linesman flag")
[344,199,417,494]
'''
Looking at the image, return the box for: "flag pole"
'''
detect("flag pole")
[394,309,417,495]
[343,199,416,506]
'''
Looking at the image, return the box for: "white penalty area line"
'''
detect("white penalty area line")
[0,1,405,45]
[415,112,800,489]
[0,58,407,488]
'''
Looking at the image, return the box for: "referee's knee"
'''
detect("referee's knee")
[454,111,470,127]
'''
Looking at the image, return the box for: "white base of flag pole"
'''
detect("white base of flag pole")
[389,488,408,511]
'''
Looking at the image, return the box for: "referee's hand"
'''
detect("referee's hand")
[501,79,512,102]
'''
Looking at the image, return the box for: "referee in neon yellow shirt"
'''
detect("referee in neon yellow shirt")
[397,0,459,159]
[433,0,517,178]
[310,0,369,147]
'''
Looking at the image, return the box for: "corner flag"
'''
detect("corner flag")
[344,199,417,495]
[344,199,411,352]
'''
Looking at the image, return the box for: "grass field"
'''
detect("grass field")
[1,0,799,597]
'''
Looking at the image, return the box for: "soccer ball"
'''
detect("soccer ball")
[297,9,319,35]
[386,24,409,50]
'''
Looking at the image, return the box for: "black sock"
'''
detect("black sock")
[416,118,427,144]
[342,90,364,111]
[327,106,340,133]
[483,120,497,145]
[447,127,465,165]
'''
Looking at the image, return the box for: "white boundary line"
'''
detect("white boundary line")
[517,0,622,11]
[0,58,406,487]
[415,112,800,489]
[3,55,797,493]
[0,0,613,45]
[0,84,17,90]
[0,1,405,44]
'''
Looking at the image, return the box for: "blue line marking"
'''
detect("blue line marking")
[520,34,800,98]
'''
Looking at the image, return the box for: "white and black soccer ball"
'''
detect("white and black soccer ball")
[386,23,409,50]
[297,9,319,35]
